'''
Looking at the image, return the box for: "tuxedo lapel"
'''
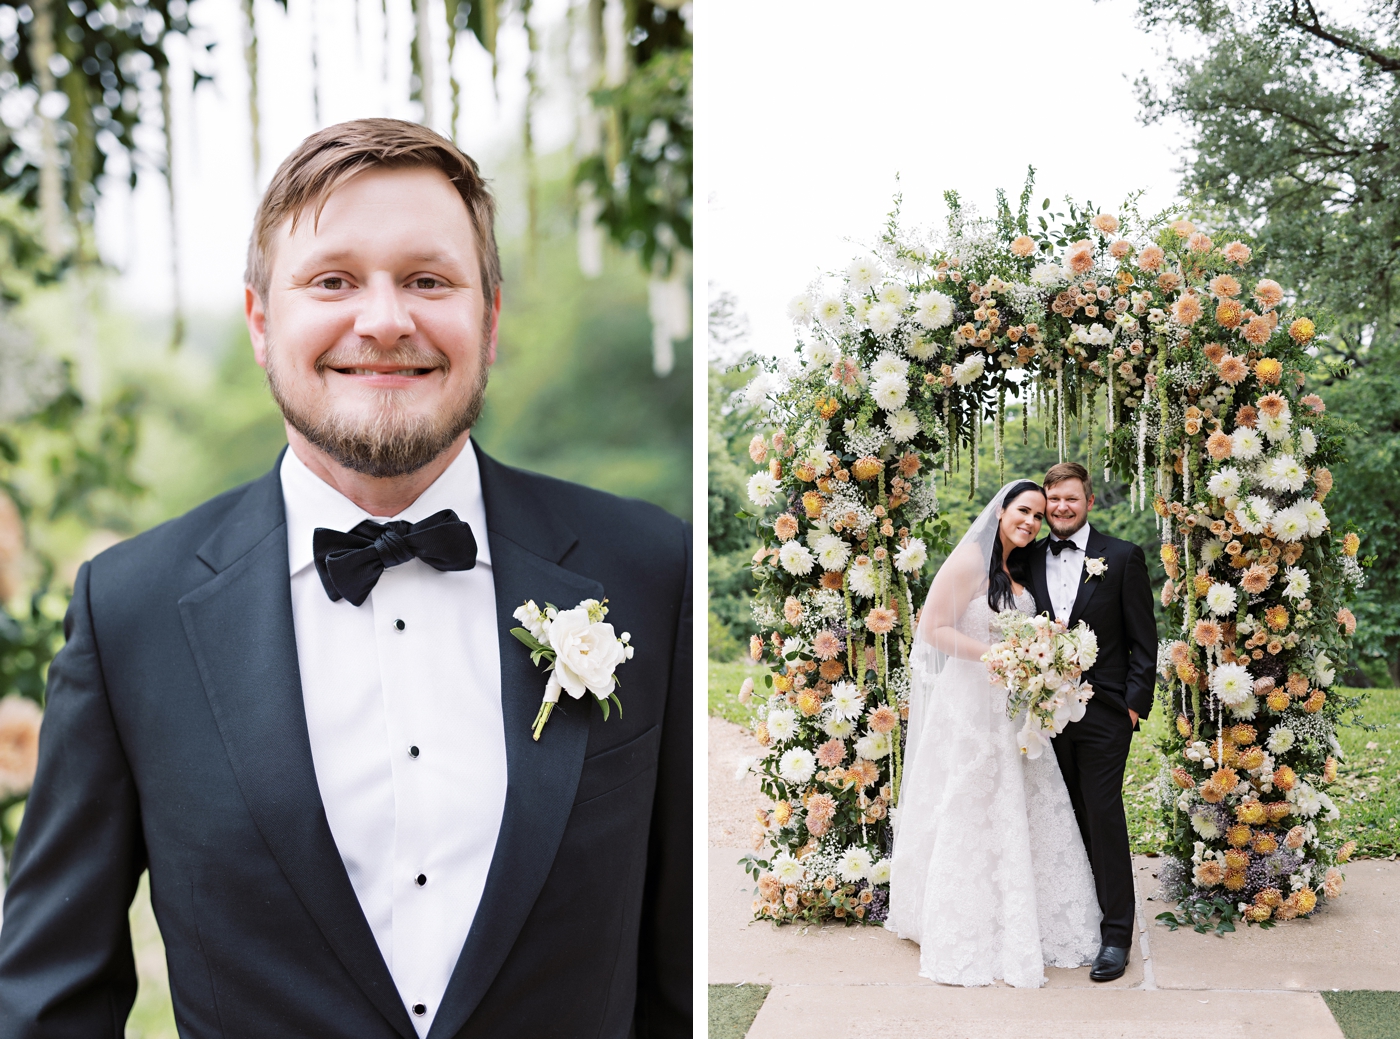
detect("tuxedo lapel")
[178,465,416,1039]
[428,446,603,1039]
[1067,527,1106,627]
[1028,538,1052,618]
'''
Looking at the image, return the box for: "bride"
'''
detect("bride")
[885,480,1101,987]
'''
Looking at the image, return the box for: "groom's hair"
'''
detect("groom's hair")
[244,118,501,312]
[1043,461,1093,499]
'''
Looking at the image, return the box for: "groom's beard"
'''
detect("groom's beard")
[265,336,490,478]
[1047,515,1087,540]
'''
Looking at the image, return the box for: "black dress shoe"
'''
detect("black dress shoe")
[1089,944,1130,982]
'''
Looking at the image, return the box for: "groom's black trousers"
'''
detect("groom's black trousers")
[1053,696,1136,948]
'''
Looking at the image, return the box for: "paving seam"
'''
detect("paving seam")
[735,983,1347,994]
[1133,868,1158,991]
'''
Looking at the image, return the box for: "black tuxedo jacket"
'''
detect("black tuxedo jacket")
[1025,526,1157,721]
[0,444,691,1039]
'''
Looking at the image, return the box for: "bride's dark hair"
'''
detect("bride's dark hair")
[988,480,1044,612]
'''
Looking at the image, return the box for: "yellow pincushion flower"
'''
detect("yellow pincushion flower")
[755,721,771,748]
[1236,801,1267,826]
[1177,662,1200,685]
[1256,887,1284,908]
[1176,714,1193,738]
[1224,849,1250,872]
[1227,824,1253,848]
[1267,690,1291,712]
[1296,888,1318,914]
[1265,605,1290,631]
[796,690,822,717]
[1161,543,1179,566]
[1194,574,1213,597]
[1251,832,1279,855]
[1342,532,1360,556]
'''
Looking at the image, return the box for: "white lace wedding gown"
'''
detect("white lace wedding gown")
[885,587,1102,988]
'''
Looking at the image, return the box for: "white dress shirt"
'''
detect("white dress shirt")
[1046,522,1092,623]
[281,443,506,1036]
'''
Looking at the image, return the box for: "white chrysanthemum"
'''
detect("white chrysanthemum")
[1266,726,1295,755]
[855,731,891,760]
[816,296,845,328]
[846,258,881,292]
[1191,812,1221,840]
[869,351,910,380]
[886,408,920,442]
[894,538,928,573]
[1211,661,1254,707]
[871,373,909,411]
[869,858,892,885]
[1205,582,1238,616]
[826,681,867,721]
[787,295,814,324]
[848,557,878,598]
[953,355,986,385]
[747,472,780,507]
[1261,455,1307,493]
[766,708,797,742]
[779,540,815,576]
[1271,502,1308,543]
[772,853,804,883]
[1207,466,1243,499]
[823,715,856,739]
[1259,410,1291,443]
[1201,540,1224,568]
[914,290,955,329]
[1313,651,1336,687]
[878,281,909,308]
[1301,500,1328,537]
[744,372,778,411]
[906,333,938,360]
[778,747,816,784]
[814,534,852,572]
[1282,565,1311,600]
[1298,427,1318,457]
[837,846,873,882]
[1235,495,1275,534]
[802,338,839,368]
[867,301,901,335]
[1030,262,1065,287]
[1231,427,1264,460]
[1290,781,1322,818]
[1228,694,1259,720]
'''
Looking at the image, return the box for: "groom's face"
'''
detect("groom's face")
[1045,478,1093,539]
[246,166,501,478]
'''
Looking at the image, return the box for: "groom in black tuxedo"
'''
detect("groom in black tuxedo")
[0,120,690,1038]
[1026,462,1156,982]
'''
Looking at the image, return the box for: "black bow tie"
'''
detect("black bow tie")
[312,509,478,606]
[1048,538,1080,556]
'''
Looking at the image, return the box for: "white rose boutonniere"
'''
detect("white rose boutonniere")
[1083,557,1108,583]
[512,598,633,740]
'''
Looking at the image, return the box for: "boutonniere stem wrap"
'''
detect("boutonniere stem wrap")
[1084,556,1108,583]
[512,598,633,741]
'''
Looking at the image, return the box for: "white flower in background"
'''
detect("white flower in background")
[1261,455,1307,492]
[1205,582,1238,616]
[1319,790,1340,822]
[816,296,845,328]
[1228,695,1259,720]
[915,290,955,329]
[894,538,928,573]
[871,373,910,411]
[1211,662,1254,706]
[1191,811,1221,840]
[870,351,910,381]
[1030,262,1065,287]
[847,258,881,292]
[814,534,852,572]
[1298,427,1318,457]
[1282,566,1311,600]
[1259,410,1291,442]
[878,281,909,308]
[1207,466,1243,499]
[787,294,814,324]
[1200,540,1224,568]
[867,301,901,335]
[855,731,892,759]
[1077,323,1113,347]
[1235,495,1275,535]
[803,338,839,368]
[1271,502,1308,543]
[1290,781,1322,818]
[848,556,878,597]
[778,747,816,784]
[747,472,780,507]
[779,541,816,576]
[906,333,938,360]
[823,715,856,739]
[827,681,867,720]
[1231,427,1264,460]
[1266,726,1296,754]
[869,858,892,885]
[772,853,804,883]
[953,355,986,385]
[766,708,797,742]
[837,846,873,882]
[886,408,920,442]
[1313,652,1336,687]
[1301,500,1328,537]
[851,298,873,328]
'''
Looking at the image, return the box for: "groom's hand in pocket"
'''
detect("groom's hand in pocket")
[1129,709,1139,729]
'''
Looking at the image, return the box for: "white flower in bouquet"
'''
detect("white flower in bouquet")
[886,408,920,442]
[867,301,902,335]
[855,731,891,760]
[1207,466,1243,499]
[1266,725,1295,754]
[894,538,928,573]
[1204,582,1238,616]
[767,708,797,742]
[1259,410,1291,442]
[803,338,839,368]
[747,472,780,508]
[1301,500,1328,537]
[869,858,892,885]
[851,298,874,329]
[778,747,816,784]
[1018,721,1053,759]
[1271,502,1308,542]
[1298,427,1318,457]
[848,556,878,597]
[870,373,909,411]
[837,846,873,882]
[1210,661,1254,707]
[870,351,910,381]
[915,290,955,329]
[1030,262,1066,287]
[878,281,909,308]
[827,681,867,720]
[953,355,985,385]
[1282,566,1311,600]
[823,715,856,739]
[1261,455,1307,492]
[1231,427,1264,460]
[847,258,881,292]
[779,541,816,576]
[815,534,852,572]
[772,852,804,884]
[1190,811,1221,840]
[906,332,939,360]
[1313,652,1336,687]
[787,294,814,324]
[816,295,845,329]
[1235,495,1275,534]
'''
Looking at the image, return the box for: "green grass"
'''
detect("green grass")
[708,984,770,1039]
[1331,688,1400,859]
[709,659,766,727]
[1125,707,1172,854]
[1322,991,1400,1039]
[127,873,176,1038]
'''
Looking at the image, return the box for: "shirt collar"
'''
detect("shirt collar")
[280,440,492,579]
[1051,523,1092,551]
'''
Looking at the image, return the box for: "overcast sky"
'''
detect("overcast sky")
[700,0,1192,361]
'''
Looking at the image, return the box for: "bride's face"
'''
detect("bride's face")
[999,491,1046,549]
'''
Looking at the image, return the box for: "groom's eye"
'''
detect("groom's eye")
[411,276,442,289]
[319,277,346,290]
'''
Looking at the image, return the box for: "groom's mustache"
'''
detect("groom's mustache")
[315,339,449,376]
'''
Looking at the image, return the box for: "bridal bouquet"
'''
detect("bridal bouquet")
[983,611,1097,758]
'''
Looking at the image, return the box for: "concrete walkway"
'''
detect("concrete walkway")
[708,716,1400,1037]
